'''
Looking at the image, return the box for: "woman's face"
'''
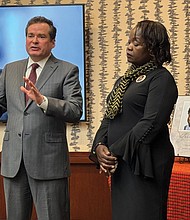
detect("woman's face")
[126,28,151,66]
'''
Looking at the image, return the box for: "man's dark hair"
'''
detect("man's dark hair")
[188,108,190,115]
[135,20,171,66]
[25,16,57,40]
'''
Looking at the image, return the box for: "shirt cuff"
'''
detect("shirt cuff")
[37,96,48,111]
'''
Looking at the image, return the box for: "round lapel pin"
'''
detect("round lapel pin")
[136,75,146,83]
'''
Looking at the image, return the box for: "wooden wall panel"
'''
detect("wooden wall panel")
[70,152,111,220]
[0,171,6,220]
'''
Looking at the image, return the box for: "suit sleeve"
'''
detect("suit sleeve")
[45,65,83,123]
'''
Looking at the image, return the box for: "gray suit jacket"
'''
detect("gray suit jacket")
[0,54,83,179]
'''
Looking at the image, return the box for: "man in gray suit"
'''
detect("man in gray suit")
[0,16,83,220]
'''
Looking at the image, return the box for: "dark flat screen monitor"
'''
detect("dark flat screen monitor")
[0,4,86,122]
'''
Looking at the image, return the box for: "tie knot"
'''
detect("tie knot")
[31,63,39,70]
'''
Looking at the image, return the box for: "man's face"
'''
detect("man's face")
[26,23,55,62]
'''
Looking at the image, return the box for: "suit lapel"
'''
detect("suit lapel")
[35,55,58,90]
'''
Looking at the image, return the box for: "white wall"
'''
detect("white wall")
[0,123,5,152]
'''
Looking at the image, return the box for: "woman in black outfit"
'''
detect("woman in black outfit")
[89,20,178,220]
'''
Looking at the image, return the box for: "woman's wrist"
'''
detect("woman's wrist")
[92,142,105,155]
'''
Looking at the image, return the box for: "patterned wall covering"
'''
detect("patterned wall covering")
[0,0,189,152]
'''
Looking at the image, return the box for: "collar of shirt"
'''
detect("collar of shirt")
[185,125,190,130]
[26,54,51,80]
